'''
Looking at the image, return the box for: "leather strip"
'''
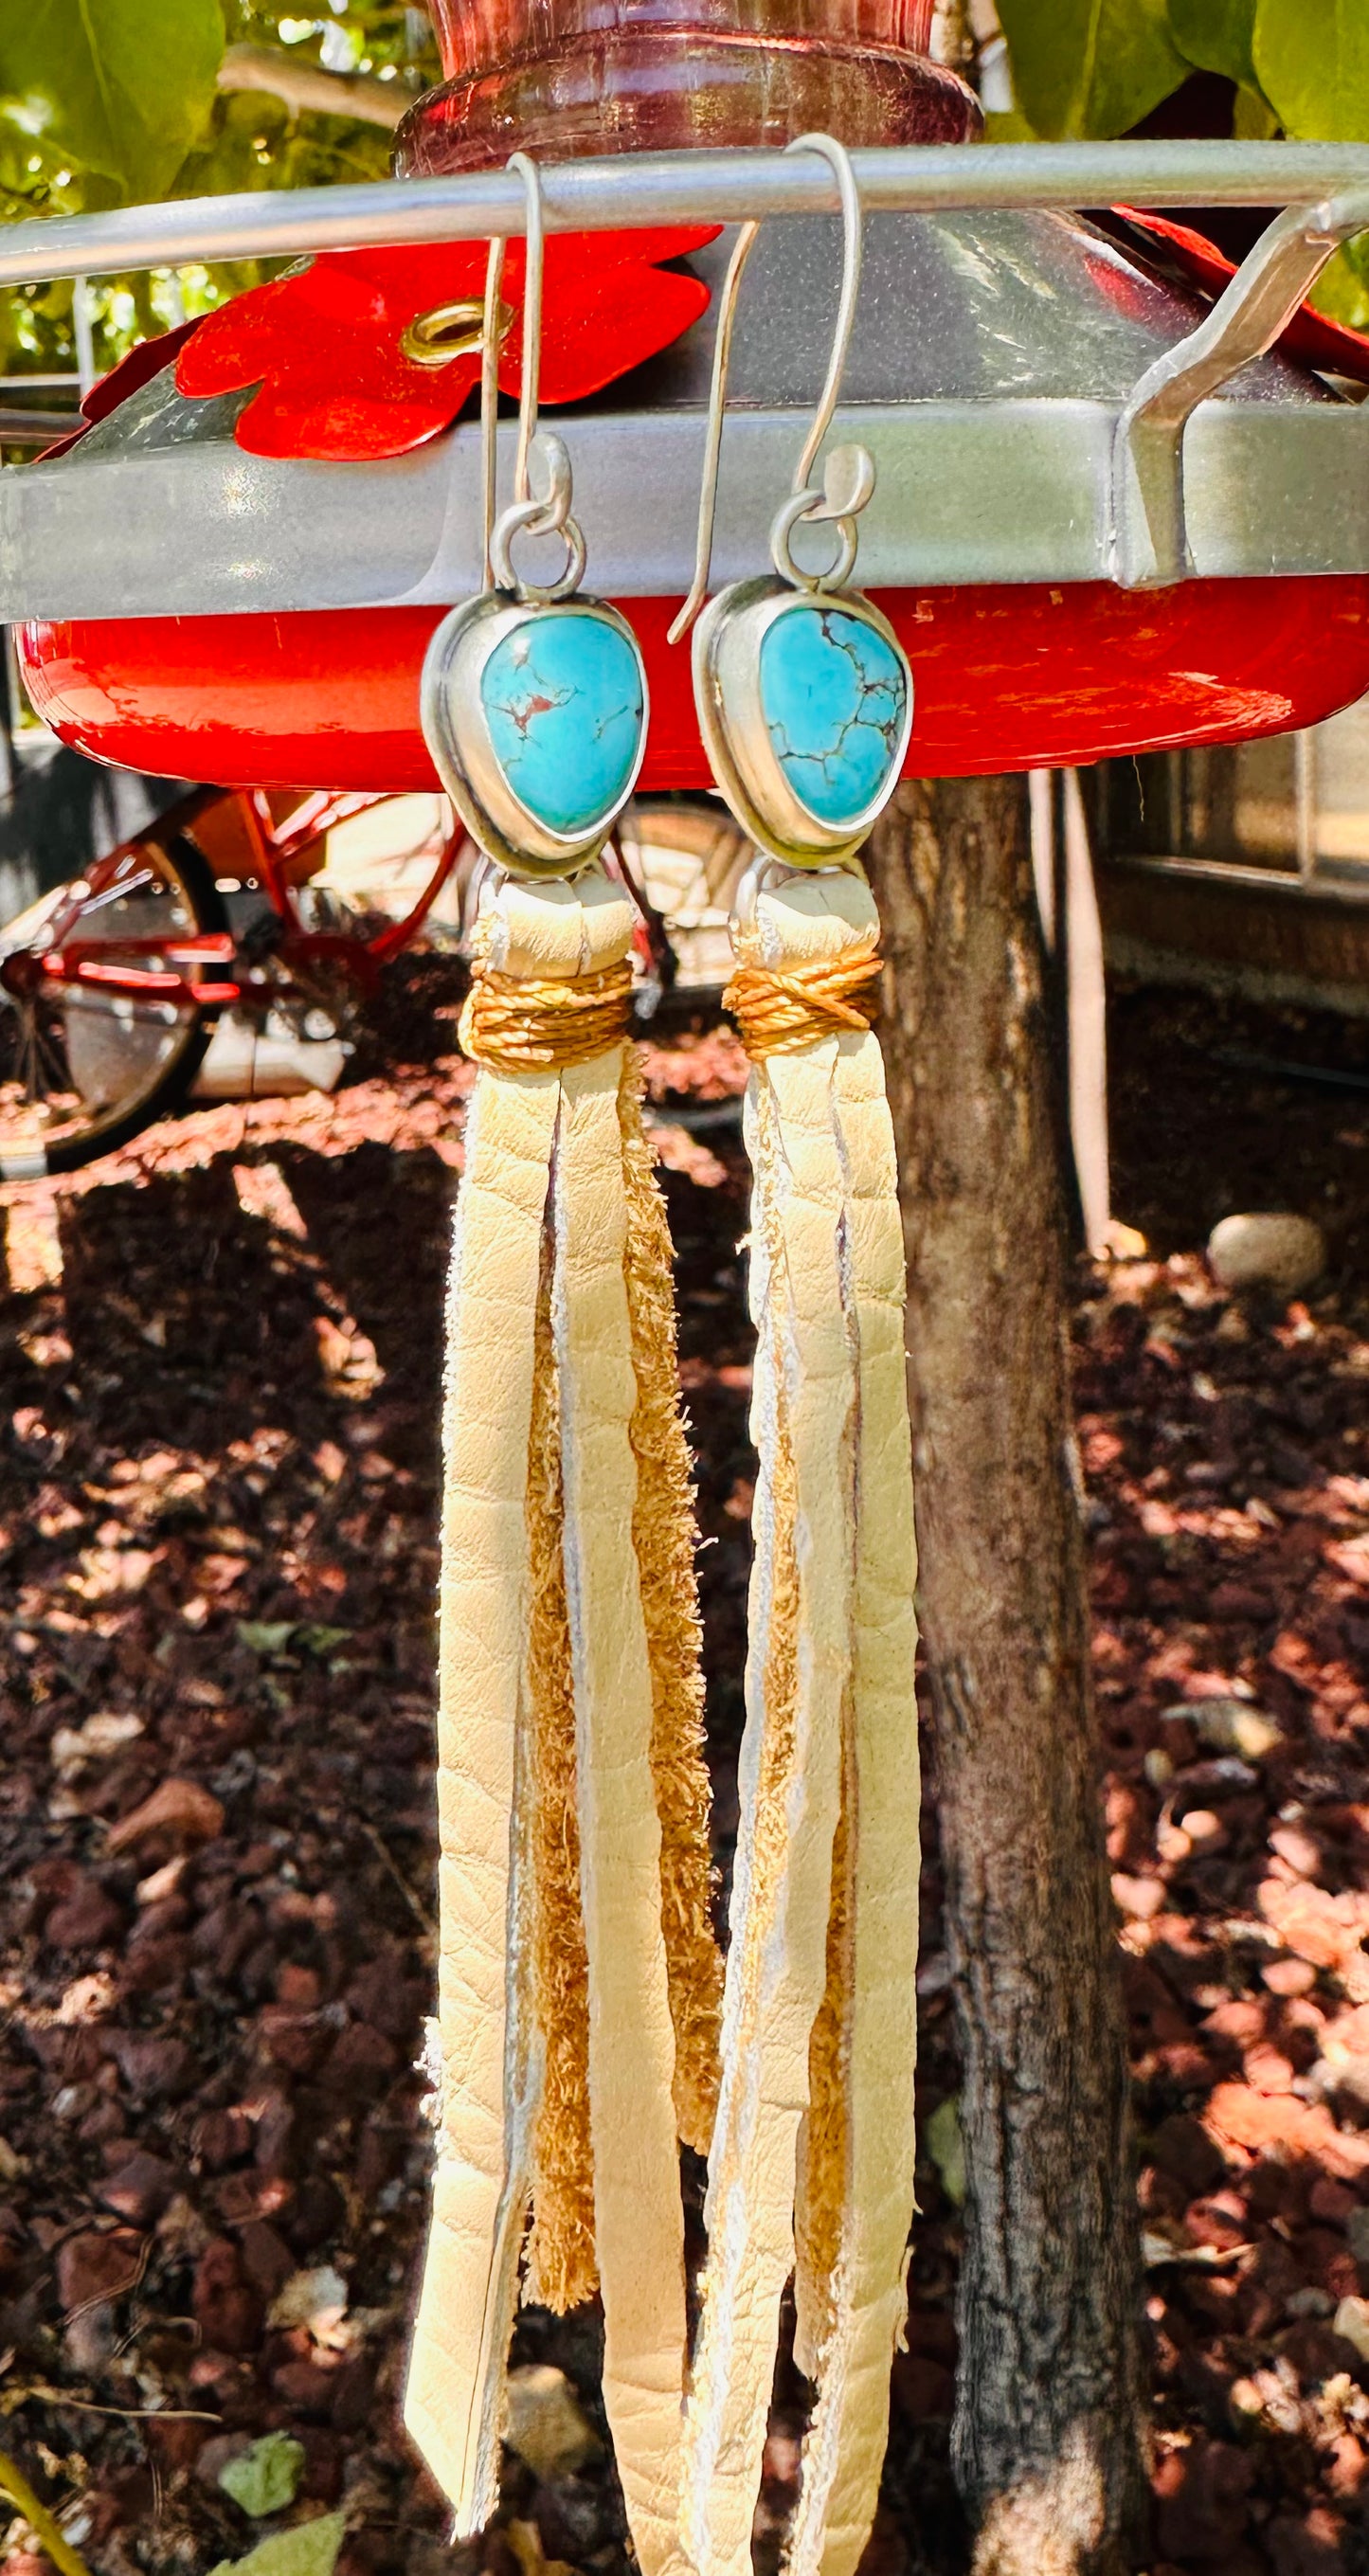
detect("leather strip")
[683,924,858,2576]
[554,1047,693,2576]
[404,1059,559,2530]
[687,868,920,2576]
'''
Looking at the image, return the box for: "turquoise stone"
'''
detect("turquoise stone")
[759,603,908,826]
[480,610,643,835]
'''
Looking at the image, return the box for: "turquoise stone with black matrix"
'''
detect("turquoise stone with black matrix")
[759,603,908,826]
[481,609,643,835]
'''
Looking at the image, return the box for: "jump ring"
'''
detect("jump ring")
[490,502,587,603]
[769,489,860,592]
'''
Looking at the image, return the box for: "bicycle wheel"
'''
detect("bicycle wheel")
[621,798,752,990]
[0,830,229,1179]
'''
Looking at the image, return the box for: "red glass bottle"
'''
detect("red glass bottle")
[396,0,980,175]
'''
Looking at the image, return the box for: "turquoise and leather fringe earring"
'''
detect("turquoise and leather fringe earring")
[672,134,922,2576]
[405,157,721,2576]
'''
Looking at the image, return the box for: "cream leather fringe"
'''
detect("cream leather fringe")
[682,865,920,2576]
[405,864,720,2576]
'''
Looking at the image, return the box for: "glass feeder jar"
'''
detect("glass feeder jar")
[395,0,980,173]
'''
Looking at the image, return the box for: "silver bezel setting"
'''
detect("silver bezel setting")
[421,589,649,879]
[693,578,913,867]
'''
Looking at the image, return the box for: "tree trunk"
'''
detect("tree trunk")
[865,775,1148,2576]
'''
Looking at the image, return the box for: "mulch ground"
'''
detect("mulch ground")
[0,966,1367,2576]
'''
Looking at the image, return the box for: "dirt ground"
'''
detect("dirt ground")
[1,966,1367,2576]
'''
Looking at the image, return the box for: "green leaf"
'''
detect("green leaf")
[237,1619,297,1657]
[219,2433,306,2520]
[924,2097,966,2207]
[1253,0,1369,138]
[1309,238,1369,333]
[996,0,1187,137]
[0,0,224,202]
[207,2510,346,2576]
[1168,0,1259,88]
[293,1624,351,1656]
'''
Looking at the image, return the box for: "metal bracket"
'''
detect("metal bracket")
[1111,186,1369,589]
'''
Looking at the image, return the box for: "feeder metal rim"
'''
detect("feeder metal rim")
[1114,185,1369,585]
[7,396,1369,620]
[4,142,1369,286]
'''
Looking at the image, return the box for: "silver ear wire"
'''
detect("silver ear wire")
[506,148,546,514]
[480,235,507,592]
[485,152,587,602]
[668,132,872,643]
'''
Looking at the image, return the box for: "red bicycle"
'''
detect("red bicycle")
[0,783,748,1176]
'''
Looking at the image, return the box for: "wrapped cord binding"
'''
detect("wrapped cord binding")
[682,864,920,2576]
[405,864,721,2576]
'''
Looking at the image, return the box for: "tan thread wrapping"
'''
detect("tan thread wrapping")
[723,934,881,1060]
[523,1264,599,2315]
[459,957,634,1073]
[619,1056,724,2157]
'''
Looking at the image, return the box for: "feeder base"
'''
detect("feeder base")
[21,577,1369,794]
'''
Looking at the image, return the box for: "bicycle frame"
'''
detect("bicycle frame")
[5,784,466,1014]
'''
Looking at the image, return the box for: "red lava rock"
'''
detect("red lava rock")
[330,2351,376,2432]
[353,2121,398,2201]
[1154,2436,1254,2561]
[193,2236,263,2356]
[146,2416,205,2472]
[1151,2114,1227,2198]
[123,1934,191,1994]
[1265,1956,1320,1996]
[1282,2319,1365,2383]
[107,2031,193,2102]
[1270,1825,1323,1879]
[260,2007,329,2076]
[320,2020,400,2095]
[297,2424,345,2503]
[346,1955,425,2041]
[253,2093,297,2177]
[45,1872,125,1951]
[272,2354,339,2418]
[1245,2039,1299,2094]
[1112,1871,1167,1920]
[1185,2193,1250,2251]
[1309,2179,1359,2225]
[196,2106,253,2169]
[283,2175,346,2252]
[217,2171,294,2225]
[98,2151,179,2226]
[276,1961,322,2009]
[107,1774,225,1854]
[1325,2434,1364,2498]
[57,2226,145,2312]
[1207,2084,1369,2185]
[193,2432,252,2489]
[239,2217,297,2299]
[1268,2506,1346,2576]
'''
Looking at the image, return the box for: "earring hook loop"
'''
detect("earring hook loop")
[484,151,587,601]
[667,132,869,644]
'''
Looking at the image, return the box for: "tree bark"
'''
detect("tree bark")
[865,776,1148,2576]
